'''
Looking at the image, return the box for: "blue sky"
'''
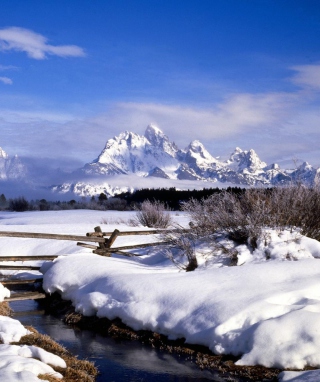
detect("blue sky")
[1,0,320,169]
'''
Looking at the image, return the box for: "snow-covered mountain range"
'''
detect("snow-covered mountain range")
[78,124,320,186]
[1,124,320,198]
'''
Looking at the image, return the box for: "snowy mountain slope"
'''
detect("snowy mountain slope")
[50,124,320,197]
[0,148,27,180]
[77,124,313,190]
[2,124,320,199]
[51,182,132,198]
[82,126,181,178]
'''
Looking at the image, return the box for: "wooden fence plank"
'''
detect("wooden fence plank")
[0,265,41,270]
[87,229,165,237]
[93,241,170,255]
[1,279,43,285]
[77,242,98,250]
[0,256,58,261]
[0,231,105,243]
[107,241,169,251]
[6,292,46,301]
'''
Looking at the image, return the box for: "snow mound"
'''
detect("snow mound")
[0,316,30,344]
[0,344,65,381]
[43,253,320,370]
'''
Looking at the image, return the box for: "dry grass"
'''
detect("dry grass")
[38,374,62,382]
[11,326,98,382]
[0,302,13,317]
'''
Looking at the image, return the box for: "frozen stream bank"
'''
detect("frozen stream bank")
[11,299,228,382]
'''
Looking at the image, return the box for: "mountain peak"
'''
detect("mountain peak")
[144,124,165,145]
[187,140,213,159]
[184,140,219,171]
[298,161,313,171]
[145,124,163,135]
[0,147,8,159]
[144,124,178,158]
[188,140,203,150]
[227,147,267,173]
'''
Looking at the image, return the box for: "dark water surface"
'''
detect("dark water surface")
[10,300,232,382]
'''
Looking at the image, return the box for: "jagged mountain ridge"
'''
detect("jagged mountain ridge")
[79,124,319,187]
[1,125,320,198]
[0,148,27,180]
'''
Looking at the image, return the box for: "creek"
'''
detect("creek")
[10,299,232,382]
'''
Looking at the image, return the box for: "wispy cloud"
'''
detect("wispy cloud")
[0,64,18,71]
[0,76,12,85]
[91,91,297,147]
[290,64,320,90]
[0,27,86,59]
[0,63,320,168]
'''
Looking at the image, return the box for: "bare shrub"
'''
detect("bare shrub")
[183,190,264,249]
[183,185,320,247]
[269,184,320,240]
[135,200,172,228]
[100,216,139,226]
[162,226,198,271]
[127,218,140,227]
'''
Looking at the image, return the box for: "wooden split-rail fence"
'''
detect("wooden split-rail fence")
[0,227,170,302]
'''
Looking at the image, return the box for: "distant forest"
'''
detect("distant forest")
[115,187,245,210]
[0,187,246,212]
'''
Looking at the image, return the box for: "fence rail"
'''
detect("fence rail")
[0,231,106,243]
[0,225,181,301]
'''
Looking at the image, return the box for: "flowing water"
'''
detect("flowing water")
[10,300,237,382]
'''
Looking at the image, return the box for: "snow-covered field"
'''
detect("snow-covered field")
[1,210,320,381]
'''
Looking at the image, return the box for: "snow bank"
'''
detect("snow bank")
[279,369,320,381]
[0,317,65,381]
[0,344,64,381]
[43,254,320,370]
[0,283,10,302]
[3,210,320,378]
[0,316,30,344]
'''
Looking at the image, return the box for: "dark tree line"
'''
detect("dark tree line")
[0,187,248,212]
[115,187,246,210]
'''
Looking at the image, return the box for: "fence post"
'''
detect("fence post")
[105,229,120,248]
[94,226,109,255]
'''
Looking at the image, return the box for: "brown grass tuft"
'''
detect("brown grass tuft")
[0,302,13,317]
[64,311,83,325]
[38,374,62,382]
[12,326,98,381]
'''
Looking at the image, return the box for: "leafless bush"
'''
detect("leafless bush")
[183,190,263,249]
[135,200,172,228]
[100,216,140,226]
[183,184,320,249]
[269,184,320,240]
[162,226,198,271]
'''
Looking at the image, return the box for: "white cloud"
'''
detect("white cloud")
[0,64,18,71]
[0,64,319,168]
[90,92,297,148]
[0,27,85,59]
[0,76,12,85]
[290,64,320,90]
